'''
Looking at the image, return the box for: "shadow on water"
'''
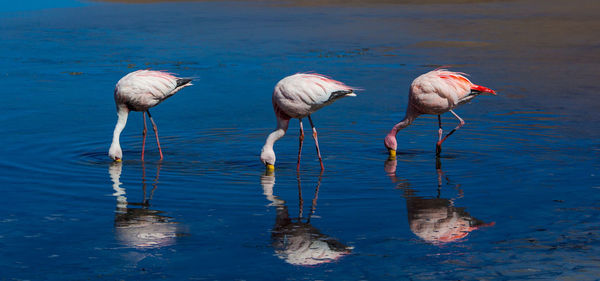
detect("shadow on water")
[108,161,186,250]
[260,171,353,266]
[385,157,494,244]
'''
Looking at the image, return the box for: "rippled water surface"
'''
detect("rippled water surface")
[1,0,599,279]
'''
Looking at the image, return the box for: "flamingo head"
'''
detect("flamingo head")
[260,147,276,171]
[109,144,123,162]
[384,134,397,158]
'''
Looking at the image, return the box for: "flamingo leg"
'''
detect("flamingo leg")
[297,119,304,171]
[307,115,324,171]
[436,110,465,156]
[436,115,443,156]
[141,112,148,161]
[146,110,163,161]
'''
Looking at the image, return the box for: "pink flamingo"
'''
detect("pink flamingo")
[384,69,496,157]
[260,73,356,171]
[109,70,192,162]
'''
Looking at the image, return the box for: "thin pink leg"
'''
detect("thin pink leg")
[141,112,148,161]
[307,115,324,171]
[297,119,304,171]
[436,110,465,156]
[436,115,443,156]
[147,110,163,161]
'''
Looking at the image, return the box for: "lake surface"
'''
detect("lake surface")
[1,0,599,279]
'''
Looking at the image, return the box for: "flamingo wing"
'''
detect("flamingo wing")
[408,69,475,114]
[115,70,192,111]
[273,73,355,118]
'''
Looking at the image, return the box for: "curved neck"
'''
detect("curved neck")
[389,108,417,136]
[111,107,129,151]
[262,118,289,152]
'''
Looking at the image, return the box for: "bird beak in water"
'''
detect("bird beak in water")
[266,163,275,171]
[114,158,122,162]
[388,149,396,158]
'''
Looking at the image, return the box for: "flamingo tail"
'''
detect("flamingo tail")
[176,78,193,87]
[328,89,355,102]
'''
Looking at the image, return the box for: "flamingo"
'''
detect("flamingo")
[108,70,192,162]
[384,69,496,157]
[260,73,356,171]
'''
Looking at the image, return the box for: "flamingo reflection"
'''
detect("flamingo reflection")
[385,158,494,244]
[109,162,182,249]
[260,171,352,266]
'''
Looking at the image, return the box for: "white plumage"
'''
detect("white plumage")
[261,73,356,171]
[114,70,190,111]
[109,70,192,161]
[273,73,356,118]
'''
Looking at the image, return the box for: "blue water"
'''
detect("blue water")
[1,0,599,279]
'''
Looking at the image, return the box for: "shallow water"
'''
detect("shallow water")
[1,0,599,279]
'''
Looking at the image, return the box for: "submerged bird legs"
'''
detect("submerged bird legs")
[436,110,465,156]
[308,115,324,171]
[141,110,164,161]
[296,115,324,171]
[297,119,304,171]
[142,112,148,161]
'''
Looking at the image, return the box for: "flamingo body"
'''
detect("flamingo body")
[114,70,191,111]
[385,69,496,156]
[273,73,355,118]
[109,70,192,161]
[261,73,356,170]
[410,70,473,115]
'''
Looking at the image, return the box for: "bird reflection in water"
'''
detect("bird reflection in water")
[109,161,181,249]
[385,158,494,244]
[261,171,352,266]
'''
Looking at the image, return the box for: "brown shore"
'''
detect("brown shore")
[92,0,509,4]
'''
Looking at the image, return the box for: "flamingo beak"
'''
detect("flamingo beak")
[388,149,396,158]
[266,163,275,171]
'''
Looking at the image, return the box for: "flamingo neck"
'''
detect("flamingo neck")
[261,118,290,164]
[110,107,129,154]
[263,122,288,151]
[389,112,416,136]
